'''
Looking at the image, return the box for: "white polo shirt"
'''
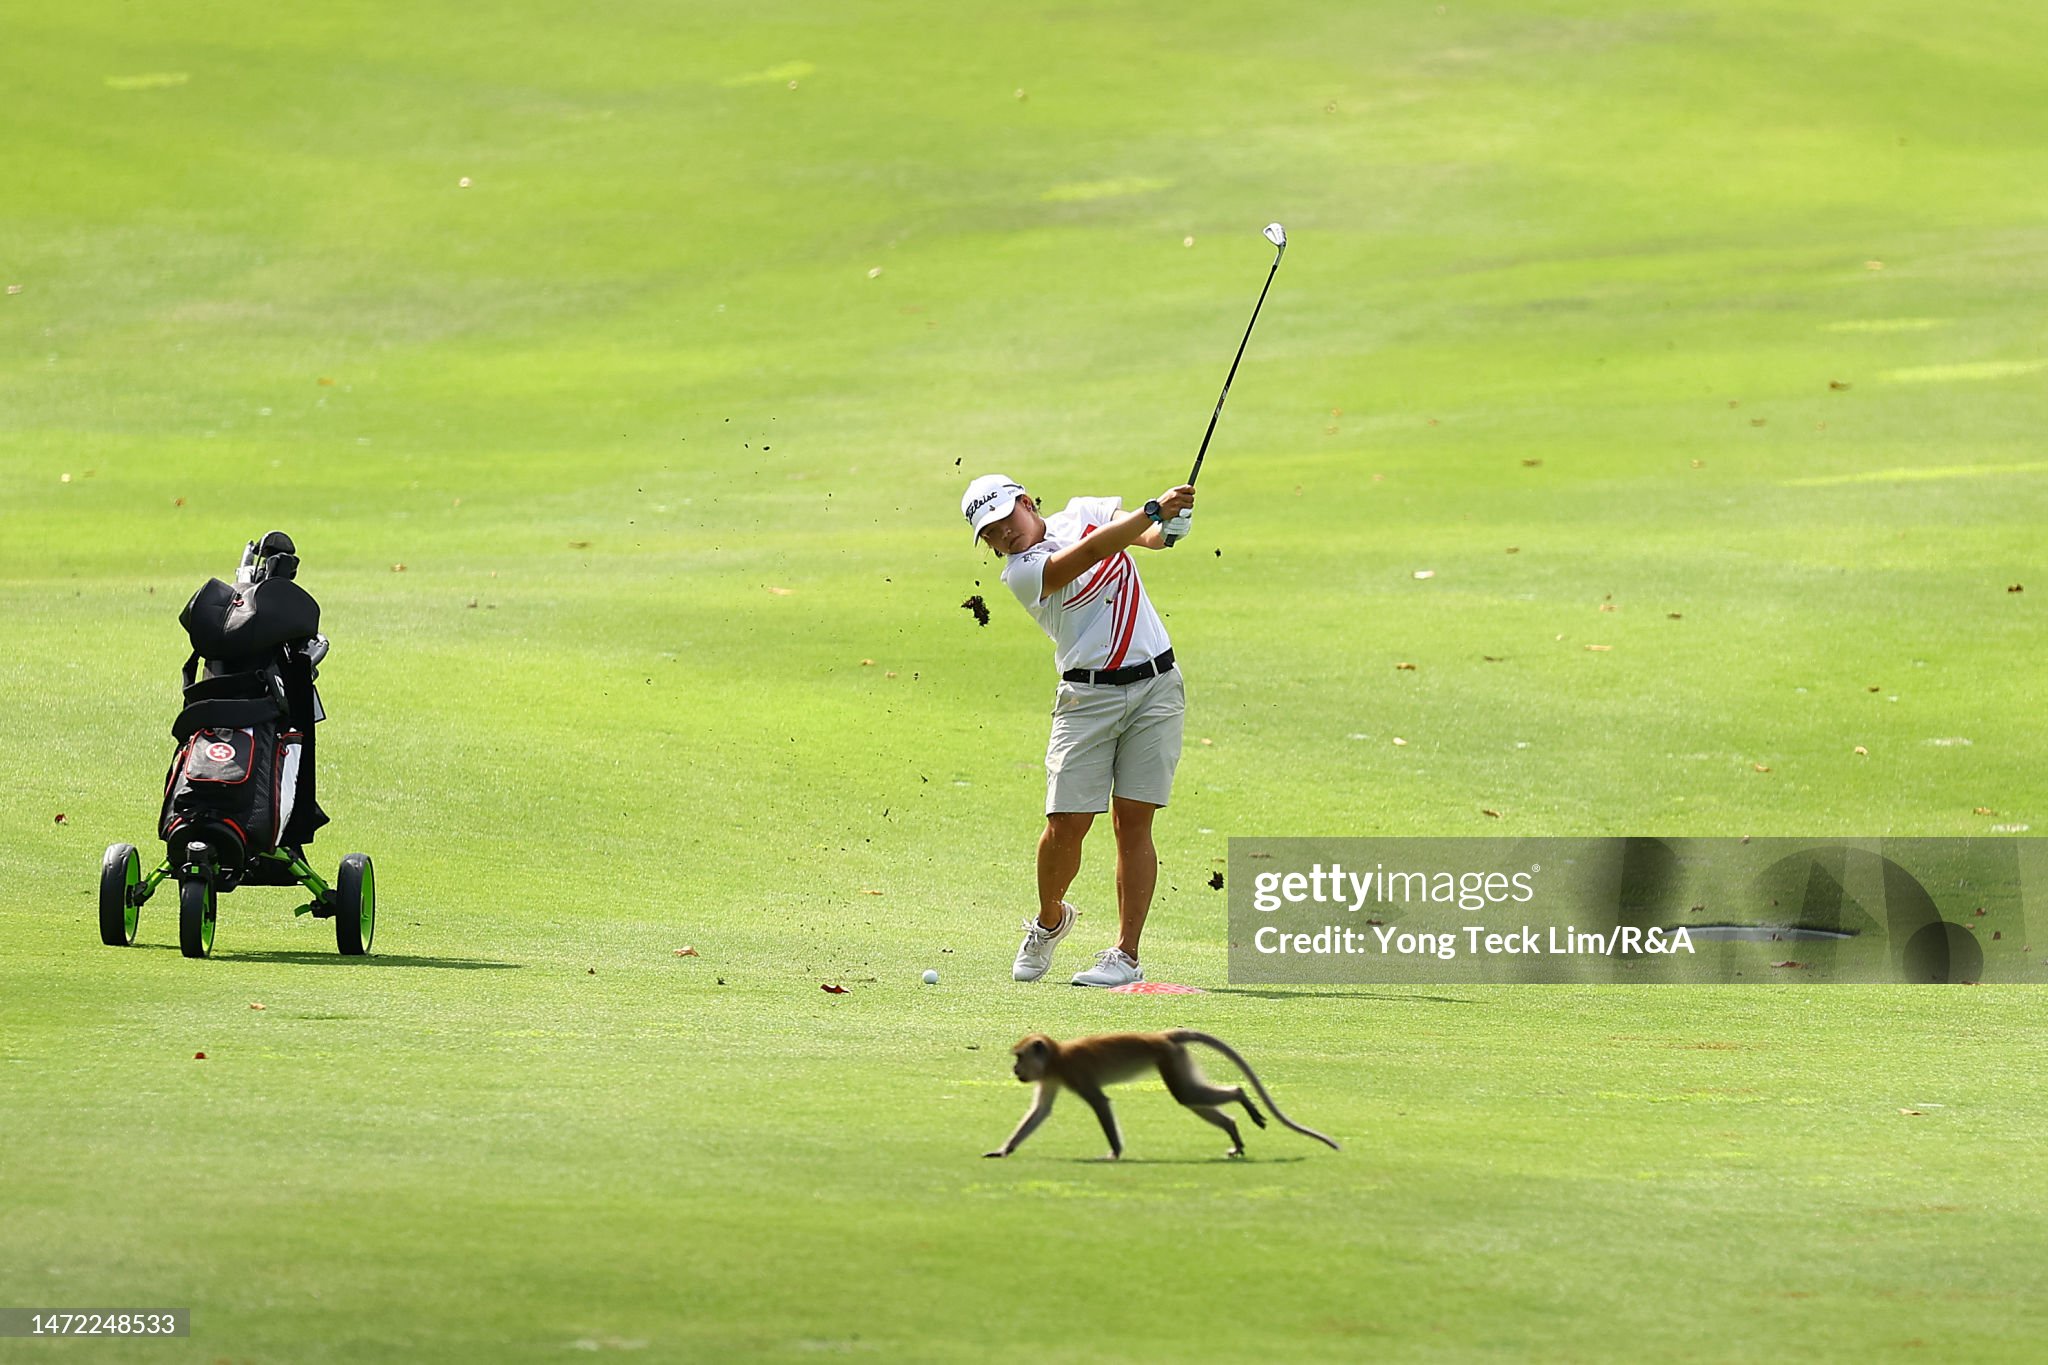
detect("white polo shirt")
[1001,496,1172,674]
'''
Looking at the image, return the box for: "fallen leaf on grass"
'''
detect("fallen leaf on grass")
[1973,807,1995,816]
[249,1002,266,1010]
[674,947,699,957]
[1868,685,1881,692]
[767,586,795,596]
[1521,458,1543,467]
[568,540,591,549]
[1898,1108,1924,1116]
[1482,808,1502,819]
[859,889,883,896]
[1599,603,1617,613]
[1585,644,1612,652]
[53,813,67,824]
[1667,612,1683,619]
[2009,584,2024,593]
[1854,746,1868,756]
[1753,763,1772,773]
[1770,960,1806,969]
[391,563,406,573]
[1394,661,1417,671]
[194,1052,207,1060]
[821,984,848,994]
[1829,380,1852,391]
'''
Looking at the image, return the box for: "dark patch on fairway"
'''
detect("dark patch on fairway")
[191,948,522,970]
[1055,1155,1308,1165]
[1208,871,1224,890]
[960,594,990,626]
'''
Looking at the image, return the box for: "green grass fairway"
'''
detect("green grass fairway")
[5,1,2047,1359]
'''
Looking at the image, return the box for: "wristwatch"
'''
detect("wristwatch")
[1143,499,1165,525]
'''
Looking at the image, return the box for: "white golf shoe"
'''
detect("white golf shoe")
[1012,901,1076,982]
[1071,947,1143,988]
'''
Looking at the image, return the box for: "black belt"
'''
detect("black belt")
[1062,649,1175,687]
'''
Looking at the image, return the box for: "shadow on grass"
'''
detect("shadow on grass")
[128,944,520,970]
[1055,1155,1310,1165]
[1205,987,1485,1005]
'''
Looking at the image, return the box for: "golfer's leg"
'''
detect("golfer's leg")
[1110,797,1159,960]
[1107,670,1187,961]
[1037,812,1094,928]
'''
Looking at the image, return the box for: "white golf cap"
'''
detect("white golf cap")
[961,474,1025,543]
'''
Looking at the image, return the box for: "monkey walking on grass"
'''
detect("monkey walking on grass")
[985,1031,1341,1160]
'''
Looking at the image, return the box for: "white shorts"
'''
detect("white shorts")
[1044,668,1186,815]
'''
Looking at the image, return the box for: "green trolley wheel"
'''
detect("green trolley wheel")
[335,853,375,956]
[178,877,217,959]
[99,844,142,947]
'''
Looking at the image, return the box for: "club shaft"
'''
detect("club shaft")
[1187,252,1282,487]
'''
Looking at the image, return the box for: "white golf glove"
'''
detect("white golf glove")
[1162,511,1193,544]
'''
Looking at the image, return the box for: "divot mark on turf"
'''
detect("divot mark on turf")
[1822,317,1944,333]
[1041,176,1172,203]
[1784,461,2048,487]
[1884,358,2048,384]
[722,61,814,87]
[106,72,189,90]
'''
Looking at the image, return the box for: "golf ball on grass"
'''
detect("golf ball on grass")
[922,970,939,985]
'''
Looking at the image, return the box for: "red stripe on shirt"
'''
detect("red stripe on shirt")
[1105,573,1143,667]
[1068,553,1129,609]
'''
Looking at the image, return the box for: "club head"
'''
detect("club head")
[1264,222,1287,255]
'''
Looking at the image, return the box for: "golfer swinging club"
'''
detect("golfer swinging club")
[962,473,1196,987]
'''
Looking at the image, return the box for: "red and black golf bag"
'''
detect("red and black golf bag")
[159,534,328,880]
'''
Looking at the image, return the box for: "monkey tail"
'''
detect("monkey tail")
[1169,1031,1341,1151]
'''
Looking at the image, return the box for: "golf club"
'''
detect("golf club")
[1165,221,1286,546]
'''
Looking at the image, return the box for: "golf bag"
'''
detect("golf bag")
[159,537,328,876]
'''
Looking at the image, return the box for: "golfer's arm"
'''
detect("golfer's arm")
[1038,509,1153,597]
[1133,524,1167,550]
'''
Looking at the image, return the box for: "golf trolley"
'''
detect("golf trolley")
[98,531,376,959]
